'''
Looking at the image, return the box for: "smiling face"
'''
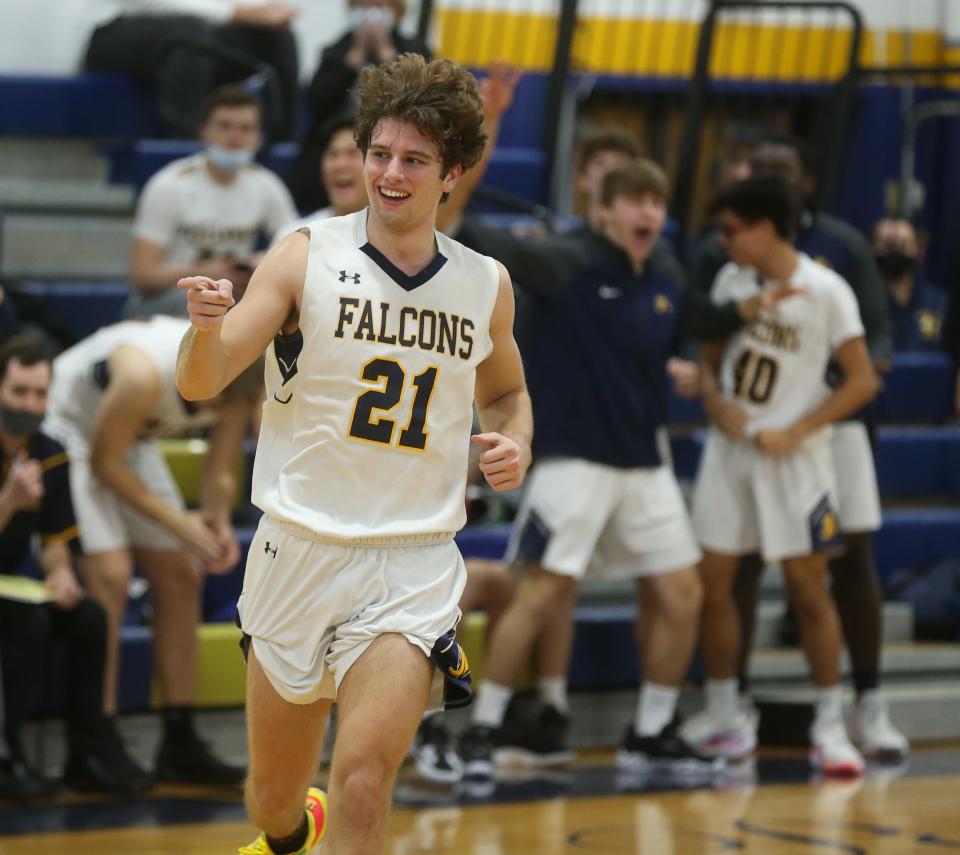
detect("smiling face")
[603,193,666,267]
[322,127,367,215]
[363,118,461,232]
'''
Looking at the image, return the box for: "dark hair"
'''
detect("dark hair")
[354,53,486,185]
[0,335,53,384]
[577,128,641,174]
[752,133,815,178]
[318,110,358,156]
[201,84,263,125]
[600,159,670,206]
[712,176,797,239]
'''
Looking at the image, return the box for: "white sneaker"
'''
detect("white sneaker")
[681,709,757,759]
[810,713,864,778]
[850,693,909,761]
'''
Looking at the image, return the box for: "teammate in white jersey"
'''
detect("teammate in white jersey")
[684,176,880,777]
[45,316,262,786]
[176,54,531,855]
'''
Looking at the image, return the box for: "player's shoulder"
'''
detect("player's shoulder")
[712,260,752,293]
[160,152,207,181]
[798,252,850,291]
[437,229,499,279]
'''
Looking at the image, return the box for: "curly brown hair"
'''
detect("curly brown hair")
[354,53,487,180]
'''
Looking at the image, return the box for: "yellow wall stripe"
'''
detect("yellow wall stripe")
[436,11,952,83]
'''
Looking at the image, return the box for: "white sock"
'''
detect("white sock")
[815,685,843,722]
[705,678,738,724]
[472,681,513,728]
[538,677,569,713]
[635,682,679,737]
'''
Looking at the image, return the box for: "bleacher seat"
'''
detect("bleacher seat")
[877,352,955,422]
[9,281,128,342]
[0,75,160,138]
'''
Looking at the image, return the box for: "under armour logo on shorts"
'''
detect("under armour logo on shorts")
[339,270,361,283]
[264,542,278,557]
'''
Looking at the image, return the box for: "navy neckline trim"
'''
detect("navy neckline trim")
[359,241,447,291]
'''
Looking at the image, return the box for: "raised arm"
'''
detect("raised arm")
[176,230,308,400]
[472,262,532,492]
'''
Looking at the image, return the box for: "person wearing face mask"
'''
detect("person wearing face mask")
[82,0,301,140]
[126,85,297,321]
[873,218,947,352]
[287,0,430,213]
[0,337,152,800]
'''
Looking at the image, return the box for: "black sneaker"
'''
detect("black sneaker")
[617,720,723,776]
[410,714,463,784]
[65,717,154,796]
[155,730,246,786]
[495,697,575,768]
[459,724,495,778]
[0,756,60,801]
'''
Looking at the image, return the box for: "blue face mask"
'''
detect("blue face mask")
[206,145,256,173]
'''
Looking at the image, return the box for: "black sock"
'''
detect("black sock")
[266,813,309,854]
[161,706,195,743]
[852,669,879,697]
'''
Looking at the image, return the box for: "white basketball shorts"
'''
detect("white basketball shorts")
[44,418,184,553]
[691,429,843,562]
[238,516,466,706]
[505,457,702,580]
[831,421,882,534]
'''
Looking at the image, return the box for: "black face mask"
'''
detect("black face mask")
[0,405,44,438]
[875,250,917,280]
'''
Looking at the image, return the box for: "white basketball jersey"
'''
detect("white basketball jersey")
[252,209,500,542]
[48,316,216,440]
[710,253,864,433]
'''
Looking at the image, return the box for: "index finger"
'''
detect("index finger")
[177,276,219,292]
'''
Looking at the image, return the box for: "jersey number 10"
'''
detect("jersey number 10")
[349,357,439,451]
[733,349,779,405]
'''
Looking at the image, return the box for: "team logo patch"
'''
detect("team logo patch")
[654,294,673,314]
[809,495,843,552]
[339,270,361,284]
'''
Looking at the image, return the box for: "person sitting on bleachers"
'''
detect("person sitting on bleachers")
[0,337,151,799]
[286,0,430,212]
[127,85,297,321]
[42,317,263,786]
[82,0,301,139]
[874,217,947,352]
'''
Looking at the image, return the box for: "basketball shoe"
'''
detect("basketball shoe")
[617,719,723,776]
[410,714,463,784]
[849,691,909,761]
[810,713,865,778]
[680,708,757,759]
[238,787,328,855]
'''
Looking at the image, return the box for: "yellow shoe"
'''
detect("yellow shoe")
[238,787,328,854]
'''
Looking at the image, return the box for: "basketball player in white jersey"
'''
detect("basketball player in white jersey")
[176,54,531,855]
[683,176,880,777]
[44,315,261,785]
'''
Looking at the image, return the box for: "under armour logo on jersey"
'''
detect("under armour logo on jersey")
[264,542,278,557]
[339,270,361,283]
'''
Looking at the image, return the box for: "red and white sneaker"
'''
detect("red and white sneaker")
[680,709,757,759]
[810,715,864,778]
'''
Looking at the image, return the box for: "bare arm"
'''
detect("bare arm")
[472,262,532,491]
[131,238,239,295]
[700,338,749,439]
[90,349,222,562]
[177,230,307,400]
[437,62,522,235]
[756,336,879,455]
[39,541,82,609]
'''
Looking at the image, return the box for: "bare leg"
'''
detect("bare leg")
[323,633,432,855]
[697,551,743,680]
[783,553,842,687]
[637,567,702,686]
[244,650,330,839]
[78,550,134,715]
[483,566,578,688]
[135,548,203,707]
